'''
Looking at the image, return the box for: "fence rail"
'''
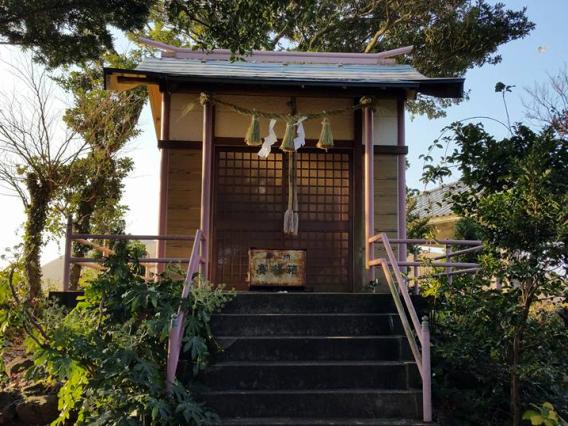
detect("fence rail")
[62,219,203,290]
[166,229,205,391]
[367,233,483,423]
[62,221,206,391]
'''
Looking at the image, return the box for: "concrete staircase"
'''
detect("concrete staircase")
[197,293,428,426]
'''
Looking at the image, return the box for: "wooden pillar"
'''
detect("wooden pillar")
[157,91,170,265]
[397,98,408,267]
[200,102,214,279]
[363,106,375,280]
[352,107,363,292]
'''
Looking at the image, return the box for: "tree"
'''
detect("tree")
[144,0,534,117]
[0,59,86,300]
[423,122,568,424]
[27,245,232,424]
[57,54,146,289]
[406,189,432,249]
[525,66,568,137]
[0,0,154,67]
[3,0,534,118]
[150,0,533,76]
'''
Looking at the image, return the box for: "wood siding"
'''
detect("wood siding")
[168,94,354,142]
[373,99,398,146]
[162,93,401,291]
[165,149,202,258]
[373,153,399,264]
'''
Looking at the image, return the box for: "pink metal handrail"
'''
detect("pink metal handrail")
[166,229,205,391]
[370,233,432,422]
[62,219,201,291]
[384,238,482,246]
[368,233,483,423]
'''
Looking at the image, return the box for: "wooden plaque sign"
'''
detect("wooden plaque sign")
[248,249,307,287]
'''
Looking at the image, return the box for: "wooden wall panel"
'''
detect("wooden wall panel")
[373,153,399,262]
[372,99,398,146]
[165,149,203,258]
[296,97,354,140]
[170,93,203,141]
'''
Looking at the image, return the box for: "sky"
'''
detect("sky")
[0,0,567,266]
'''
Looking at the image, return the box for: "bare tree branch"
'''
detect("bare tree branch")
[0,53,89,299]
[524,65,568,136]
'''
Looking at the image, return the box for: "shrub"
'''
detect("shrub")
[424,275,568,425]
[25,241,233,425]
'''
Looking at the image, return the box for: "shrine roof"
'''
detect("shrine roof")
[104,39,464,98]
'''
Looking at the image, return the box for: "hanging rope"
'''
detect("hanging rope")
[195,92,376,156]
[283,152,299,236]
[199,92,376,124]
[195,93,377,234]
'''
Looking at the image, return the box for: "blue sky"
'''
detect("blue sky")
[0,0,567,265]
[406,0,568,189]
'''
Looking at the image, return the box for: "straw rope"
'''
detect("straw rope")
[199,92,374,122]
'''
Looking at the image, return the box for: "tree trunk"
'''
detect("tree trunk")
[23,174,51,301]
[510,293,534,425]
[69,180,100,290]
[511,333,521,425]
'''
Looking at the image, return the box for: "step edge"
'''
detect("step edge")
[203,389,422,396]
[216,335,405,340]
[208,361,414,367]
[216,419,432,426]
[213,313,401,317]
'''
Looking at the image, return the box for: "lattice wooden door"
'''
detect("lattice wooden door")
[213,147,352,291]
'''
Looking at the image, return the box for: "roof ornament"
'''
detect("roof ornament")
[137,37,413,65]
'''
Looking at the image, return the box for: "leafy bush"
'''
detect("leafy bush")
[424,275,568,426]
[524,402,568,426]
[25,241,233,425]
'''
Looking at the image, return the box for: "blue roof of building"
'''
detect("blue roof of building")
[105,56,464,98]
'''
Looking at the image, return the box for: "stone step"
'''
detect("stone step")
[215,336,413,362]
[216,418,432,426]
[202,389,422,419]
[200,361,419,391]
[211,313,403,337]
[221,293,402,314]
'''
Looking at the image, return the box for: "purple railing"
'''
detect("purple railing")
[61,223,207,390]
[165,229,206,391]
[368,233,482,422]
[61,219,203,291]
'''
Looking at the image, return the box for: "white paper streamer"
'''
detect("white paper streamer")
[293,116,307,151]
[257,119,278,159]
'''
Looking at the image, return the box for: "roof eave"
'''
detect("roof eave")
[104,68,464,98]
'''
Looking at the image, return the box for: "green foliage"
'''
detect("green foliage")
[143,0,532,117]
[424,275,568,425]
[454,217,483,242]
[26,242,232,424]
[524,402,568,426]
[420,117,568,424]
[3,0,534,78]
[54,53,146,289]
[406,189,432,242]
[0,263,25,376]
[445,125,567,271]
[0,0,154,67]
[153,1,532,77]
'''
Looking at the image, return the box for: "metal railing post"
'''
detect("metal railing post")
[413,251,419,295]
[369,234,483,424]
[166,229,203,391]
[446,244,453,285]
[62,217,72,291]
[422,315,432,422]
